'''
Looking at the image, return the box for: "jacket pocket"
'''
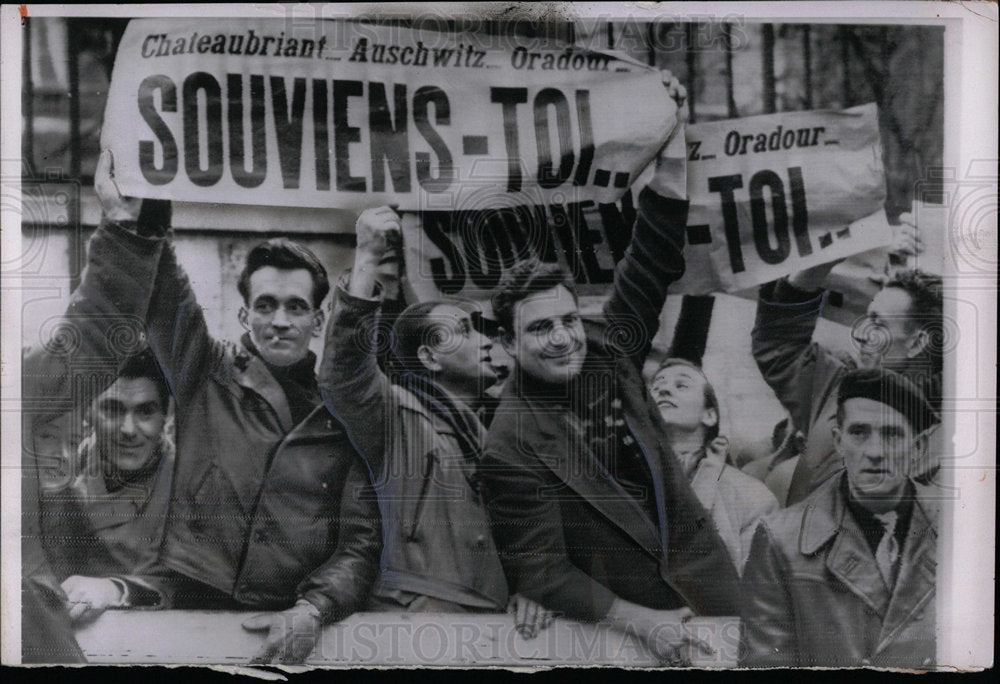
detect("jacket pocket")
[406,449,437,542]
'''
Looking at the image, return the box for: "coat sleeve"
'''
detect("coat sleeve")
[143,237,226,408]
[21,219,166,426]
[751,279,847,437]
[111,569,207,609]
[480,440,618,623]
[319,286,394,482]
[739,521,799,667]
[295,457,382,622]
[602,187,689,366]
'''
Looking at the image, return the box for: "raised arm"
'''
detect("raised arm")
[603,72,690,365]
[22,153,168,423]
[319,207,402,479]
[63,151,222,410]
[143,238,224,407]
[751,272,845,437]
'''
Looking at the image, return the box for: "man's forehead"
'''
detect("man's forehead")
[429,304,471,325]
[98,377,161,404]
[515,286,578,321]
[654,366,703,383]
[248,266,315,299]
[868,287,914,318]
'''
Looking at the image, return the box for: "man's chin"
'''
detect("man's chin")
[260,348,308,367]
[858,353,881,369]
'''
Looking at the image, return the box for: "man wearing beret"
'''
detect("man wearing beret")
[740,367,938,668]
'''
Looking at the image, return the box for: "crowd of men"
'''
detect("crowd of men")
[22,72,944,668]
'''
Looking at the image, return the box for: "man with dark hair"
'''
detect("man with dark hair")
[76,151,382,663]
[740,367,938,668]
[321,207,551,635]
[41,348,180,620]
[752,246,943,505]
[479,72,741,665]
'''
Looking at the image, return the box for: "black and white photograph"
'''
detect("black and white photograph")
[1,1,995,671]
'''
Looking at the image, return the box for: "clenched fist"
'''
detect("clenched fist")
[349,205,402,298]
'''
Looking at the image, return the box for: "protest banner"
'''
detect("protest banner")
[102,18,676,212]
[406,105,894,303]
[103,18,893,303]
[670,103,892,294]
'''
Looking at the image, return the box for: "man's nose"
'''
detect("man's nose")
[271,307,291,327]
[549,322,574,347]
[861,435,884,460]
[120,412,137,436]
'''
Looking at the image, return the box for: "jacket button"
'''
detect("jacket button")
[475,534,487,548]
[860,658,872,666]
[321,482,329,490]
[326,419,333,429]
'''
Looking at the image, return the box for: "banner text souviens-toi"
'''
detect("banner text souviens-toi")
[136,75,600,195]
[105,19,676,211]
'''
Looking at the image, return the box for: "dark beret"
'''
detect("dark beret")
[837,367,937,434]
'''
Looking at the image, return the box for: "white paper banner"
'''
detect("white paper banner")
[102,18,677,211]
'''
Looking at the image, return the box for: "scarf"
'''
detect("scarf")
[242,333,320,426]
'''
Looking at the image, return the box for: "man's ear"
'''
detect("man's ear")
[832,425,843,454]
[910,428,935,479]
[238,306,249,331]
[701,407,719,431]
[417,345,441,373]
[905,327,931,358]
[311,308,326,337]
[499,327,517,359]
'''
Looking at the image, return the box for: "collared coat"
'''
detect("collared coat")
[41,436,175,594]
[740,473,937,668]
[687,446,780,574]
[81,221,382,619]
[480,188,742,623]
[320,288,508,610]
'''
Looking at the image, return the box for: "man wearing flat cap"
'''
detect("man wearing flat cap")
[740,367,939,668]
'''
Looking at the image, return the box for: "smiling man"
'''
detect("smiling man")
[478,72,742,666]
[43,350,178,621]
[740,367,938,668]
